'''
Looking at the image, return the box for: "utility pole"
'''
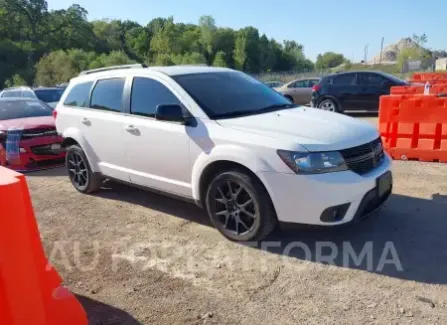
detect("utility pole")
[364,44,369,63]
[379,37,384,64]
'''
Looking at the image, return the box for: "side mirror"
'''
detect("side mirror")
[155,104,186,124]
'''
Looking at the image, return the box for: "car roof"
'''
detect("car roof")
[325,70,392,78]
[285,77,320,85]
[70,65,237,84]
[150,65,233,76]
[0,98,40,102]
[32,87,63,91]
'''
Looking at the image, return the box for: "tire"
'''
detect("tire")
[318,98,339,113]
[205,169,277,242]
[66,144,102,194]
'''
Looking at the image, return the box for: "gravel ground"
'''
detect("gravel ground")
[26,115,447,325]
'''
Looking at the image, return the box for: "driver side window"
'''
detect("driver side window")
[130,77,181,118]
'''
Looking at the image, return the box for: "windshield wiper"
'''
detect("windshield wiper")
[256,103,297,112]
[213,103,297,119]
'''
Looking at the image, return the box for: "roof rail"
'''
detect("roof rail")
[78,64,148,76]
[177,64,208,67]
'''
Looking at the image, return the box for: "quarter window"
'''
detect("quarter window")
[63,82,93,107]
[90,78,125,112]
[130,77,181,117]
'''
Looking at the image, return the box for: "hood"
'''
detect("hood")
[216,107,379,151]
[0,116,55,131]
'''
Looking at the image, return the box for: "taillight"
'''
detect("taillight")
[312,84,321,92]
[52,109,58,120]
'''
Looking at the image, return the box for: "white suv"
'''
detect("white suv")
[55,64,392,241]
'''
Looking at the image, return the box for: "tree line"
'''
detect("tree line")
[0,0,352,87]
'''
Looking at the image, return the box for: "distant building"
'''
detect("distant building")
[436,58,447,71]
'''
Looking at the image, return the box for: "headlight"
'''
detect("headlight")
[277,150,348,174]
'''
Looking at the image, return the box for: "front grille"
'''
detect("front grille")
[21,128,58,139]
[339,137,384,175]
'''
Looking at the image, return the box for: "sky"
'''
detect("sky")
[49,0,447,62]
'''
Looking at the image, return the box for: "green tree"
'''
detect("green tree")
[212,51,227,67]
[35,50,78,85]
[0,6,319,84]
[412,33,428,47]
[92,19,122,52]
[198,15,217,64]
[233,31,247,70]
[214,28,235,67]
[4,73,27,87]
[233,27,260,72]
[315,52,346,69]
[88,51,134,69]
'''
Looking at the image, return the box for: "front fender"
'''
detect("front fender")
[62,127,100,173]
[191,144,276,201]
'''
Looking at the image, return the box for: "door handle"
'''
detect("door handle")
[81,117,91,125]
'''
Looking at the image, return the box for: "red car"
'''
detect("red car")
[0,98,65,171]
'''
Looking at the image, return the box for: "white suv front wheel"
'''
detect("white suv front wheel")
[66,145,102,193]
[205,169,277,241]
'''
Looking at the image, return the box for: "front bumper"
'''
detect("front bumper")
[0,135,66,172]
[257,154,392,225]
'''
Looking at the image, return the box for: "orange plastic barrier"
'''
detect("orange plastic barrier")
[379,95,447,162]
[411,72,447,84]
[0,167,87,325]
[390,84,447,95]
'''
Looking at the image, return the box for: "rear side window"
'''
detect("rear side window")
[64,82,93,107]
[22,91,35,98]
[90,78,125,113]
[333,74,356,85]
[358,73,388,86]
[34,89,64,102]
[0,91,10,98]
[130,77,181,117]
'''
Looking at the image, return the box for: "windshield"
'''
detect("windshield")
[0,100,53,120]
[173,72,295,119]
[379,72,408,85]
[34,89,64,103]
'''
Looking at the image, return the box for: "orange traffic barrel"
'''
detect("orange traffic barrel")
[0,167,88,325]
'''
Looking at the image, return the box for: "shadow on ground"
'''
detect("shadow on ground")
[264,192,447,285]
[345,111,378,118]
[25,166,68,177]
[96,180,447,285]
[96,180,212,227]
[77,294,142,325]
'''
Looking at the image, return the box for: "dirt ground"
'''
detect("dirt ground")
[26,115,447,325]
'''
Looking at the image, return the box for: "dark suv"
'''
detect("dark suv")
[311,71,408,112]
